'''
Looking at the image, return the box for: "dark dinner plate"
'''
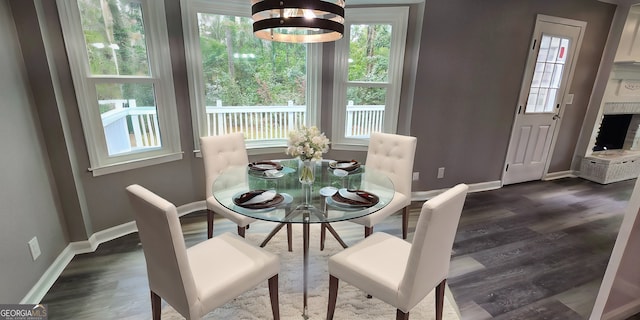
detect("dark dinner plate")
[330,189,379,207]
[233,190,284,209]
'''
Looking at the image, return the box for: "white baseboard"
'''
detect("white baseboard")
[602,298,640,320]
[22,200,206,304]
[543,170,577,181]
[177,200,206,217]
[20,245,75,304]
[411,180,502,202]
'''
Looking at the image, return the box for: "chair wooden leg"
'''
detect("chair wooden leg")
[150,290,161,320]
[396,309,409,320]
[364,226,373,237]
[320,223,327,251]
[207,209,214,239]
[327,275,339,320]
[435,279,446,320]
[402,206,410,239]
[238,225,246,238]
[268,275,280,320]
[287,223,293,252]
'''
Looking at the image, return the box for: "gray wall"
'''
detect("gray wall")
[0,0,618,303]
[0,0,67,302]
[412,0,615,190]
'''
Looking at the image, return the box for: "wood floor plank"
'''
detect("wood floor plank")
[40,177,636,319]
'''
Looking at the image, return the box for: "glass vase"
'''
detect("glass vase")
[298,159,316,207]
[298,159,316,185]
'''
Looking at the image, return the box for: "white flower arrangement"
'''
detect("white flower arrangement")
[286,125,330,161]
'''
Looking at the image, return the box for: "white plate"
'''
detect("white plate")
[332,169,348,177]
[264,169,285,178]
[319,186,338,197]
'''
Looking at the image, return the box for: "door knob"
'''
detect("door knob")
[552,114,560,120]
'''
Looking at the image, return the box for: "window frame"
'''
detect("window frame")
[180,0,322,155]
[57,0,182,176]
[331,6,409,151]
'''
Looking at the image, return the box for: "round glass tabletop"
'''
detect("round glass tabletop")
[212,159,395,224]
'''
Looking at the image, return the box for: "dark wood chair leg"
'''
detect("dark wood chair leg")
[435,279,446,320]
[268,275,280,320]
[327,275,339,320]
[238,225,246,238]
[207,209,214,239]
[287,223,293,252]
[320,223,327,251]
[364,226,373,237]
[151,290,161,320]
[396,309,409,320]
[402,206,409,239]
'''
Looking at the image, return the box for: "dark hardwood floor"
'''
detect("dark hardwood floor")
[40,177,636,319]
[448,177,634,320]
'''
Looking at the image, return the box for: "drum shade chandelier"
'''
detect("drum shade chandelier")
[251,0,345,43]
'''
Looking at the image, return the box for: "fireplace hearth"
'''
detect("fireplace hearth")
[582,102,640,184]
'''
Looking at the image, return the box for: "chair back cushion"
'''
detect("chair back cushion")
[126,184,198,317]
[200,132,249,197]
[365,132,417,198]
[398,184,468,311]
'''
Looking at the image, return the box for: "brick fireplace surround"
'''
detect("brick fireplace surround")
[581,102,640,184]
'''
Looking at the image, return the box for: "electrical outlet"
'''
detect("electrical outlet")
[412,172,419,181]
[437,167,445,179]
[28,237,41,261]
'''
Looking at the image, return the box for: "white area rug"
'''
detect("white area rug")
[162,224,461,319]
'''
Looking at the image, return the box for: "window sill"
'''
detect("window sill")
[194,146,288,158]
[331,142,368,152]
[88,152,184,177]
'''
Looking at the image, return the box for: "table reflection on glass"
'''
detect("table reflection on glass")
[212,159,394,319]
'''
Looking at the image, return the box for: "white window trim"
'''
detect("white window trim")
[57,0,182,176]
[331,6,409,151]
[180,0,321,155]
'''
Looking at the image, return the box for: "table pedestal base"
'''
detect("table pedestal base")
[260,206,348,319]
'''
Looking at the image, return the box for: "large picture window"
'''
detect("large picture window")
[58,0,181,175]
[331,7,409,150]
[181,0,321,152]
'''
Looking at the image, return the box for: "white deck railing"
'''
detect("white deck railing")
[100,100,384,154]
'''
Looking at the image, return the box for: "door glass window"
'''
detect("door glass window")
[526,35,570,113]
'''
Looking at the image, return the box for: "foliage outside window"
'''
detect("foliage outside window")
[332,7,409,150]
[58,0,181,175]
[182,0,321,152]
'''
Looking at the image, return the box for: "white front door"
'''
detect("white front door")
[503,15,585,185]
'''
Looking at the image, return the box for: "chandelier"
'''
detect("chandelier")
[251,0,345,43]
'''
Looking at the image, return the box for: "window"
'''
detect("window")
[57,0,181,176]
[526,34,569,113]
[331,7,409,150]
[181,0,321,153]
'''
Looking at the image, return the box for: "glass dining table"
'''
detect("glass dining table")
[212,159,395,318]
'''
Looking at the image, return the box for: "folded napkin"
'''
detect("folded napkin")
[248,161,283,171]
[234,190,283,209]
[329,160,360,172]
[332,189,379,207]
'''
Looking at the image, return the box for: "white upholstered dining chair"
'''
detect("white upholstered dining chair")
[326,183,468,320]
[351,132,417,239]
[126,184,280,320]
[201,132,255,238]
